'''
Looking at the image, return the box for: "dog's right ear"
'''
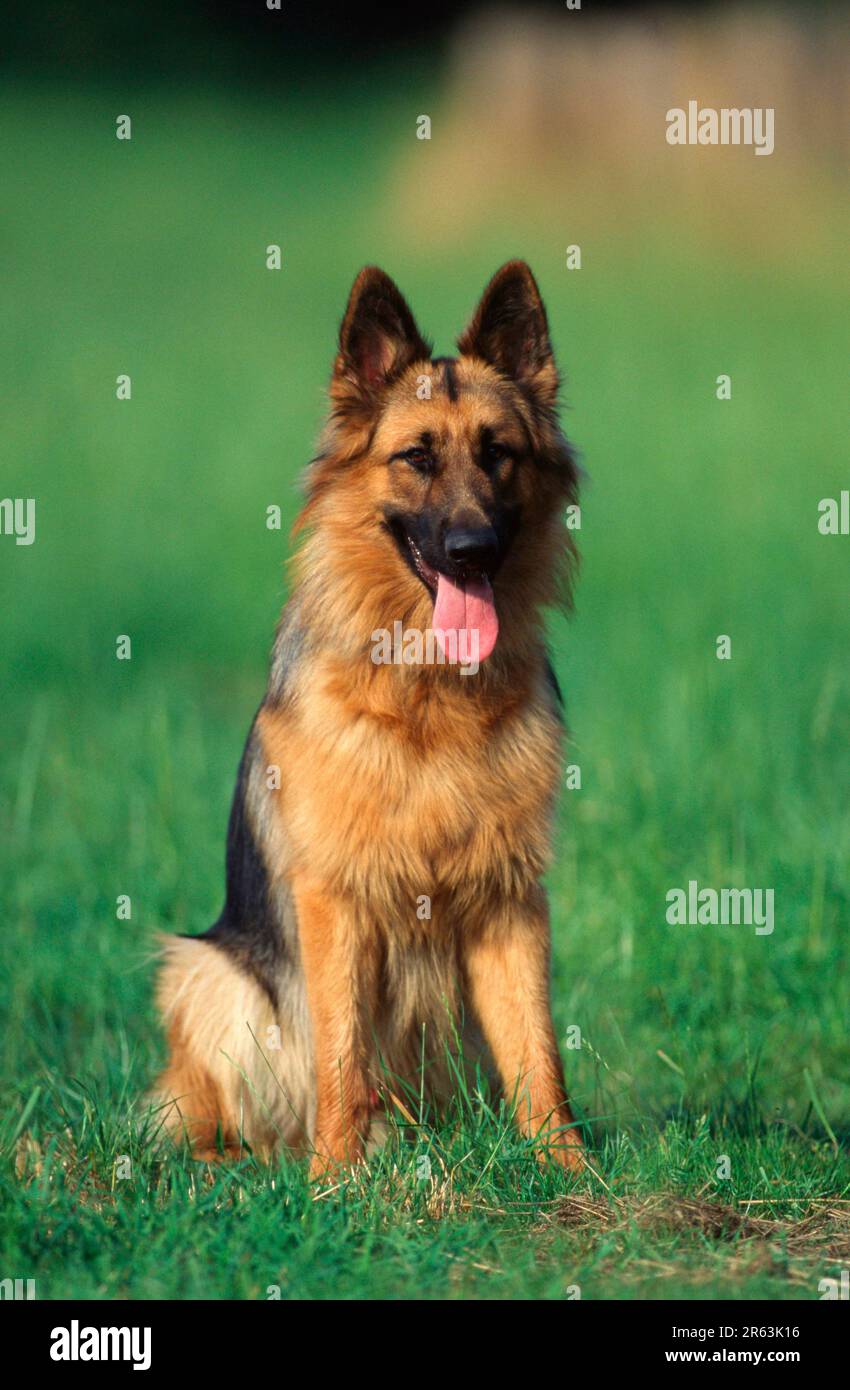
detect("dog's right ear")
[333,267,431,408]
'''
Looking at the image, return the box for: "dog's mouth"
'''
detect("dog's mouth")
[405,535,439,594]
[390,524,500,664]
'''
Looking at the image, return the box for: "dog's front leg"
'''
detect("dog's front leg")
[292,876,377,1179]
[463,887,583,1172]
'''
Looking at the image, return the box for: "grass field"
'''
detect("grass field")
[1,78,849,1300]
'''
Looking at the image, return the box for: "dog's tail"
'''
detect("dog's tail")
[147,935,281,1161]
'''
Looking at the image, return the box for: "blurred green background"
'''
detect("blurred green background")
[1,3,848,1299]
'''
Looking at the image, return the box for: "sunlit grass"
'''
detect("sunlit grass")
[1,82,848,1299]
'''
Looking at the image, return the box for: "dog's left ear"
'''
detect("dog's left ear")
[334,267,431,404]
[457,261,558,411]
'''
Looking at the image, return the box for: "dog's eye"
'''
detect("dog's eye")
[484,441,510,466]
[402,448,434,473]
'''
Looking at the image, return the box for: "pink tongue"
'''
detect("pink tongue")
[432,573,499,664]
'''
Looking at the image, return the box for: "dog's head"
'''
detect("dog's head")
[299,262,579,666]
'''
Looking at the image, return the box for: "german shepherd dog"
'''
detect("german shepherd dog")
[152,260,583,1176]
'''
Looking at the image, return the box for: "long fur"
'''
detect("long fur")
[150,262,584,1174]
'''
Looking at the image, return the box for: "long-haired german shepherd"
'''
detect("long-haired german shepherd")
[152,260,583,1175]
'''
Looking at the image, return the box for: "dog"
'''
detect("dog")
[152,260,583,1176]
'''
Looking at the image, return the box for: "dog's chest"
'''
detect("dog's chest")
[265,683,563,910]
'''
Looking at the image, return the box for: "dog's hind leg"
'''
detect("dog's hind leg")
[150,936,295,1161]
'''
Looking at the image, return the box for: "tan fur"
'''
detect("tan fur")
[152,937,311,1159]
[152,262,584,1176]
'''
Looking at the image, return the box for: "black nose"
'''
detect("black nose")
[443,525,499,573]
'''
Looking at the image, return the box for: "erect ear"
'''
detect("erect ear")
[457,260,558,410]
[334,267,430,403]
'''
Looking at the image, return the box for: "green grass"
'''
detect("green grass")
[1,81,849,1300]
